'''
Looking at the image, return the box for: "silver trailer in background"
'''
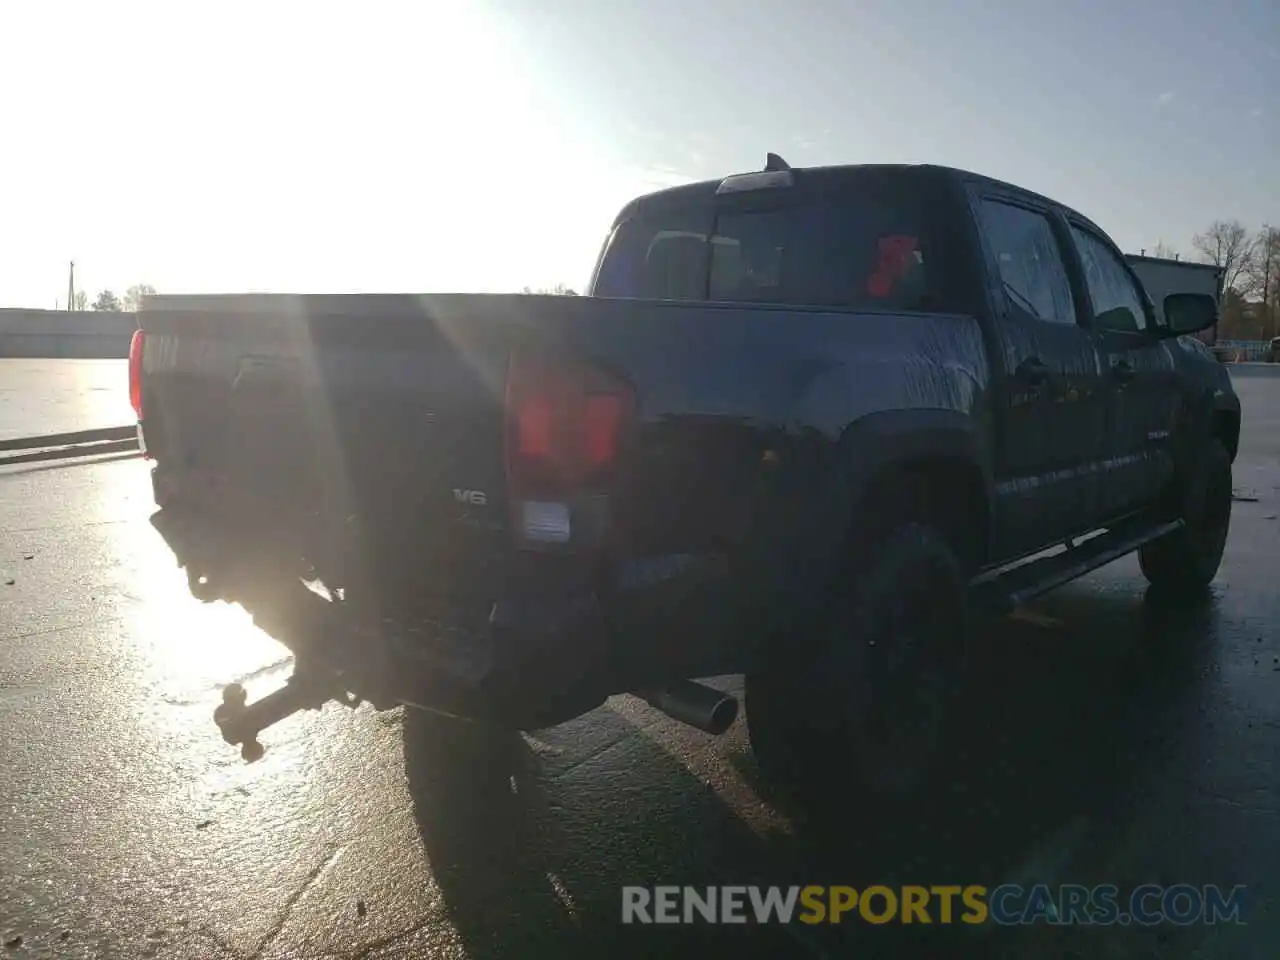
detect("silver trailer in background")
[1126,254,1225,352]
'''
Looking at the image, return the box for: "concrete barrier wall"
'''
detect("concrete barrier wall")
[0,310,138,359]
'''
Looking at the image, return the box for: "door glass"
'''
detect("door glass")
[1070,227,1149,332]
[979,200,1077,325]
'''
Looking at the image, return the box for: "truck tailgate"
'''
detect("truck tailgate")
[140,294,518,609]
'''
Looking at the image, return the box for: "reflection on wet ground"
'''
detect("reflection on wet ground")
[0,365,1277,958]
[0,359,130,442]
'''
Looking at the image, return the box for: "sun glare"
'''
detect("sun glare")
[79,359,135,431]
[3,1,666,304]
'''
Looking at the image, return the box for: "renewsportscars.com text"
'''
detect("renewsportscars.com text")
[621,884,1247,926]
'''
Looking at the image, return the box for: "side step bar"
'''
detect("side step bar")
[969,517,1184,616]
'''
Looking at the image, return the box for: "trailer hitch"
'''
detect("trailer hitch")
[212,666,360,761]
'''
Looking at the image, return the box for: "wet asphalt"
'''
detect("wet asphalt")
[1,359,1277,959]
[0,360,132,443]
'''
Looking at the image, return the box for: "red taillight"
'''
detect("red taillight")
[584,394,624,465]
[516,394,554,459]
[504,350,633,547]
[128,328,145,419]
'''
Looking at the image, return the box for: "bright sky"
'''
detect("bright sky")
[1,0,1276,307]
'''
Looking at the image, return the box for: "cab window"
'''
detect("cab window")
[1070,226,1149,333]
[978,199,1077,325]
[593,183,950,312]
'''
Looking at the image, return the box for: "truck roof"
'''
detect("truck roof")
[614,161,1111,238]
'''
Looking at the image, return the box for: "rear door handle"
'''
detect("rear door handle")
[1015,357,1052,386]
[1111,359,1135,383]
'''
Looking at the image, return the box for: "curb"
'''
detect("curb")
[0,425,139,467]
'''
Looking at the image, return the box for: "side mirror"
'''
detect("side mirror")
[1163,292,1218,335]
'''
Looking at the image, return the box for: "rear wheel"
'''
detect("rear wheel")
[746,521,971,809]
[1139,438,1232,593]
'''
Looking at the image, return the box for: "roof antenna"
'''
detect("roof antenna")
[765,152,791,172]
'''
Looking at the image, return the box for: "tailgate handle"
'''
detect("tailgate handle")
[233,355,300,389]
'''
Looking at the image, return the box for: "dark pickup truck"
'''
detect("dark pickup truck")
[133,157,1237,802]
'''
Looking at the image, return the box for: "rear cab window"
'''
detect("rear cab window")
[591,170,964,313]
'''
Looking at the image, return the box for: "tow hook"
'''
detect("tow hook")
[212,667,360,761]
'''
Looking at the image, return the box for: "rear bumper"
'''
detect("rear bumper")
[320,592,617,728]
[150,501,618,728]
[148,467,776,727]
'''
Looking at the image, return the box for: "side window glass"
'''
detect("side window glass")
[642,230,710,300]
[592,213,711,300]
[979,200,1077,325]
[1070,227,1148,332]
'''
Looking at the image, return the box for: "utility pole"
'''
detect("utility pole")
[67,261,76,312]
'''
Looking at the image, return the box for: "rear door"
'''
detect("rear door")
[971,189,1109,557]
[1066,224,1181,521]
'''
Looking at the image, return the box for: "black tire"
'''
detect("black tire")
[1139,438,1232,592]
[746,522,971,809]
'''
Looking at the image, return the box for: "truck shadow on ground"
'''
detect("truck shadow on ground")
[401,583,1226,960]
[149,508,1225,959]
[401,713,807,958]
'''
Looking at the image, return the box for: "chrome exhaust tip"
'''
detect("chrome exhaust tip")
[636,680,739,735]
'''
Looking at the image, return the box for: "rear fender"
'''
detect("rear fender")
[778,409,994,622]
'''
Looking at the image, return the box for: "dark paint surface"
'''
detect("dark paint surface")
[0,360,1278,958]
[138,294,995,684]
[135,286,1236,714]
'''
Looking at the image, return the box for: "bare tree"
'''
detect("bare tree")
[92,290,123,311]
[1150,241,1178,259]
[520,283,578,295]
[1192,220,1255,291]
[1243,226,1280,337]
[123,283,157,312]
[72,290,89,311]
